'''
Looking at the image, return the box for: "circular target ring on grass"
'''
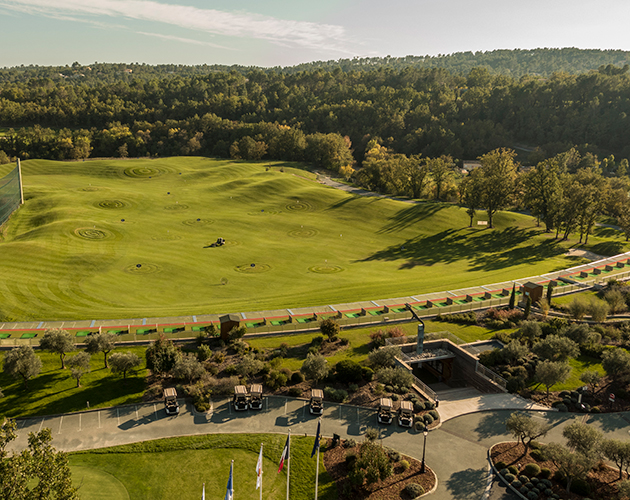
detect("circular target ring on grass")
[287,228,319,238]
[247,210,280,216]
[80,186,101,192]
[285,201,314,212]
[308,265,345,274]
[164,204,189,211]
[73,227,115,241]
[94,199,132,210]
[151,234,182,241]
[182,218,214,226]
[234,263,272,273]
[123,263,162,275]
[123,166,167,178]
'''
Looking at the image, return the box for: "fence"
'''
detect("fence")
[0,162,22,228]
[475,360,508,391]
[385,331,466,347]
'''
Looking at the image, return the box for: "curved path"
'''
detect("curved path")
[9,395,630,499]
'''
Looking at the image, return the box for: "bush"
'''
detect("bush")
[527,491,538,500]
[339,337,350,346]
[368,346,402,368]
[345,438,357,448]
[348,383,359,393]
[345,450,357,466]
[570,478,591,496]
[423,414,434,425]
[429,409,439,420]
[288,387,302,397]
[399,459,410,471]
[518,475,529,484]
[530,449,545,461]
[290,371,304,384]
[364,427,379,441]
[414,401,426,412]
[311,336,325,348]
[494,461,507,471]
[264,370,288,390]
[504,473,516,483]
[335,359,363,383]
[511,480,522,488]
[324,387,348,402]
[197,344,212,362]
[508,465,518,475]
[556,403,568,412]
[376,366,413,388]
[403,483,425,498]
[362,366,374,381]
[522,463,540,477]
[391,393,399,401]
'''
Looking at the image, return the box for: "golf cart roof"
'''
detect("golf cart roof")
[163,387,177,398]
[400,400,413,411]
[234,385,248,395]
[379,398,393,408]
[250,384,262,394]
[311,389,324,399]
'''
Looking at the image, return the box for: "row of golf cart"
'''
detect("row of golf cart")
[233,386,325,415]
[377,398,414,427]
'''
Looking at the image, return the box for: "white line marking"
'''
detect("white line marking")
[481,462,494,500]
[38,418,45,432]
[78,414,82,432]
[98,411,101,429]
[58,416,63,435]
[116,408,120,426]
[135,406,139,419]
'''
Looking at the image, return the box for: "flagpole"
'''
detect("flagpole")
[260,443,263,500]
[232,460,235,500]
[286,429,291,500]
[315,417,321,499]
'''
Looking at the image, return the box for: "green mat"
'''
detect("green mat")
[0,333,10,339]
[164,327,177,333]
[345,312,360,318]
[107,329,127,335]
[20,333,37,339]
[76,331,91,337]
[191,326,205,332]
[136,328,154,335]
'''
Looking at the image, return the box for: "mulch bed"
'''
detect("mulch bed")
[324,438,435,500]
[491,441,624,499]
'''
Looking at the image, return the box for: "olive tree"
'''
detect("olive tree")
[580,370,602,396]
[533,335,579,362]
[85,333,116,368]
[543,442,597,493]
[66,352,91,388]
[505,412,551,451]
[3,346,42,389]
[300,353,329,383]
[171,353,206,384]
[145,335,181,376]
[320,318,340,342]
[602,348,630,384]
[562,421,602,456]
[109,351,142,379]
[536,360,571,398]
[39,328,75,369]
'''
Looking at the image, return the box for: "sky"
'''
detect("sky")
[1,0,629,68]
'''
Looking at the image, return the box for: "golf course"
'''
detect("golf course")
[0,156,625,322]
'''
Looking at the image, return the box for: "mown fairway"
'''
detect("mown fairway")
[0,157,625,321]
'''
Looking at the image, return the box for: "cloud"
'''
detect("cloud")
[0,0,351,51]
[136,31,235,50]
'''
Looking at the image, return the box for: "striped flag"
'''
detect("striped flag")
[311,419,321,458]
[256,444,263,490]
[224,461,234,500]
[202,483,205,500]
[277,434,290,473]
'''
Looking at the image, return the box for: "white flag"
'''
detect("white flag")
[256,444,263,489]
[202,483,205,500]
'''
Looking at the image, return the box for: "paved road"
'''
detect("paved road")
[10,395,630,500]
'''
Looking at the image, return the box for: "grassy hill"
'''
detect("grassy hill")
[0,157,624,322]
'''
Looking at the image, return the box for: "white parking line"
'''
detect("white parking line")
[58,416,63,435]
[284,400,287,415]
[135,406,139,420]
[116,408,120,426]
[98,411,101,429]
[38,418,45,432]
[78,414,82,432]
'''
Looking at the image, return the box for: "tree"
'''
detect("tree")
[368,345,402,368]
[172,353,206,383]
[580,370,602,396]
[428,155,455,200]
[562,421,602,456]
[522,158,562,231]
[602,348,630,384]
[533,335,579,361]
[85,333,116,368]
[547,282,554,304]
[477,148,518,228]
[543,442,597,493]
[300,353,329,383]
[355,440,393,485]
[0,420,79,499]
[508,284,516,310]
[235,354,264,378]
[109,351,142,379]
[619,479,630,499]
[505,412,551,451]
[3,345,42,389]
[335,359,363,383]
[502,340,529,363]
[145,335,181,376]
[524,294,532,319]
[320,318,340,342]
[40,328,75,369]
[66,352,91,388]
[601,439,630,480]
[459,168,483,227]
[536,360,571,398]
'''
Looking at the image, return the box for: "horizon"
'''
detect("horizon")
[1,0,630,68]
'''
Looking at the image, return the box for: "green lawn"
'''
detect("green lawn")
[529,355,605,393]
[0,347,146,418]
[551,290,601,306]
[69,434,335,500]
[1,157,625,322]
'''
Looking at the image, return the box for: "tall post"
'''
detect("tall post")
[16,158,24,205]
[315,418,321,500]
[286,429,291,500]
[420,425,428,474]
[259,443,263,500]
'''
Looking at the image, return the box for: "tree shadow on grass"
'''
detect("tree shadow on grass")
[358,226,565,272]
[377,203,447,234]
[445,467,488,500]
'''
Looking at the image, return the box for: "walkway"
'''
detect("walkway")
[8,396,630,500]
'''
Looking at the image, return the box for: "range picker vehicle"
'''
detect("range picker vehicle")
[163,387,180,416]
[377,398,393,425]
[398,400,414,428]
[233,385,249,411]
[309,389,324,415]
[249,384,263,410]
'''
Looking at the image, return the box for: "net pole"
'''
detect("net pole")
[17,159,24,205]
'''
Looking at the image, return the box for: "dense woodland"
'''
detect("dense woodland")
[1,49,630,240]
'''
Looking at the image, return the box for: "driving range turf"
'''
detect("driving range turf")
[1,157,626,322]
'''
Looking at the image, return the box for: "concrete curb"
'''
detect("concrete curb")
[488,441,531,500]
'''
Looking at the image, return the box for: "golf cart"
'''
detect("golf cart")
[398,400,414,428]
[163,387,180,416]
[249,384,263,410]
[309,389,324,415]
[377,398,393,425]
[233,385,249,411]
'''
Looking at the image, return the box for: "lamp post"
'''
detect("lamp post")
[420,425,428,474]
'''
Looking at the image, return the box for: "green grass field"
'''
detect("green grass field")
[1,157,626,322]
[69,434,335,500]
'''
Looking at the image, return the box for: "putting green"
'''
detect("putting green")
[0,157,625,322]
[71,466,129,500]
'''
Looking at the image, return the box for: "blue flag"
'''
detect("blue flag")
[224,461,234,500]
[311,419,321,458]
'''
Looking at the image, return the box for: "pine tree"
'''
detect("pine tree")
[509,284,516,310]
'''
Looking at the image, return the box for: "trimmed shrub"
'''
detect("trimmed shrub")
[288,387,302,397]
[429,410,439,420]
[530,449,545,461]
[540,478,552,487]
[344,438,357,448]
[495,461,508,470]
[399,459,410,471]
[335,359,363,383]
[507,465,518,475]
[290,371,304,384]
[361,366,374,381]
[527,490,538,499]
[504,473,516,483]
[518,475,528,483]
[520,486,529,495]
[555,403,568,412]
[345,450,357,466]
[403,483,425,498]
[530,477,539,485]
[423,414,434,425]
[523,463,540,477]
[414,401,426,412]
[324,387,348,402]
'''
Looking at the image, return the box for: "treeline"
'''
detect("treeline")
[1,62,630,165]
[2,48,629,84]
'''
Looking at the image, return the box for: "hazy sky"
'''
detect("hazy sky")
[1,0,629,68]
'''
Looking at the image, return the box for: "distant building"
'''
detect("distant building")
[462,161,481,173]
